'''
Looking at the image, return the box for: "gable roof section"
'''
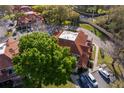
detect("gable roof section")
[56,31,88,56]
[75,31,88,55]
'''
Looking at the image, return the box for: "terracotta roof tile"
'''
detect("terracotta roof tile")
[56,31,92,68]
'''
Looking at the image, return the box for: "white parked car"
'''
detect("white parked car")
[86,73,98,88]
[98,68,110,79]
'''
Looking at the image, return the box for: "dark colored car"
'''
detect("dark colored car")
[78,75,92,88]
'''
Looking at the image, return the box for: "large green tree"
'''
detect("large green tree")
[32,5,79,25]
[13,32,76,87]
[95,6,124,36]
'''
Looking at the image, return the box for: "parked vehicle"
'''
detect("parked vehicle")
[98,68,110,79]
[85,73,98,88]
[80,75,88,88]
[79,75,92,88]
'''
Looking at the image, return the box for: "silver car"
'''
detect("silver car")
[85,73,98,88]
[98,68,110,79]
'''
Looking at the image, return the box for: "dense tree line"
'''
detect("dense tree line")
[32,5,79,26]
[95,6,124,67]
[73,5,110,16]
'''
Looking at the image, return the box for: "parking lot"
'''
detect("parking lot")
[71,65,116,88]
[92,66,116,88]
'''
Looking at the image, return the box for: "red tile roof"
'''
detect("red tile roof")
[14,5,44,25]
[55,31,92,68]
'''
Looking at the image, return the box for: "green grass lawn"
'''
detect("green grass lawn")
[98,49,114,72]
[80,24,94,32]
[79,24,105,39]
[44,81,75,88]
[98,49,113,65]
[62,20,71,25]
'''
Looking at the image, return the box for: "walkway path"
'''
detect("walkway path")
[93,44,99,70]
[79,19,114,39]
[79,19,124,48]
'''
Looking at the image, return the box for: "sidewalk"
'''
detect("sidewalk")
[93,43,99,71]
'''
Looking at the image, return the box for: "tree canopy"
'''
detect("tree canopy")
[32,5,79,25]
[73,5,109,15]
[95,6,124,39]
[95,6,124,67]
[13,32,76,87]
